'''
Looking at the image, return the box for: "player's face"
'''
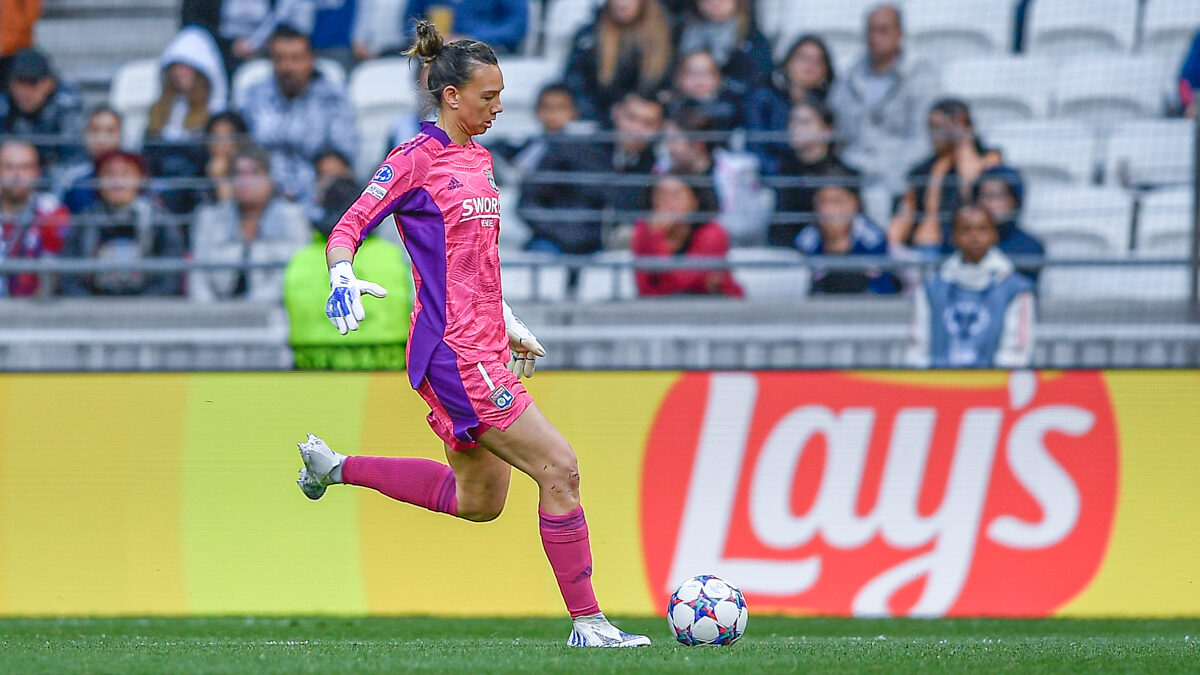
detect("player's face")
[954,208,998,263]
[450,64,504,137]
[0,144,39,204]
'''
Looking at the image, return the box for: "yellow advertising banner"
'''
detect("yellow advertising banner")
[0,371,1195,617]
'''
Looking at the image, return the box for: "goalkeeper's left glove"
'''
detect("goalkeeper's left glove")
[503,300,546,377]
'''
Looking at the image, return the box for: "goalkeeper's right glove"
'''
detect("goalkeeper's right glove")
[326,261,388,335]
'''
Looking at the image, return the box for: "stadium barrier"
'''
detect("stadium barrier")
[0,370,1196,618]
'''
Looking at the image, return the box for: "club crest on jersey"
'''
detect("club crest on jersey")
[483,168,498,192]
[489,385,514,410]
[373,165,394,183]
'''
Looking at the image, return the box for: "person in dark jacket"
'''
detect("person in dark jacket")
[0,48,84,170]
[973,165,1044,284]
[770,95,856,248]
[745,35,835,173]
[675,0,773,90]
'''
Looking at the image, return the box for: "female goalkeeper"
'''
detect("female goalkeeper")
[296,20,650,648]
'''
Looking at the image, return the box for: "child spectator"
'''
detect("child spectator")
[0,47,84,170]
[0,139,68,297]
[60,151,185,296]
[57,105,122,214]
[563,0,674,122]
[405,0,529,55]
[908,204,1035,368]
[493,83,579,177]
[797,166,900,295]
[676,0,773,90]
[632,173,743,298]
[973,165,1044,284]
[745,35,835,173]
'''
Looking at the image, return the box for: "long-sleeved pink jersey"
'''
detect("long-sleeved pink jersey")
[327,121,507,389]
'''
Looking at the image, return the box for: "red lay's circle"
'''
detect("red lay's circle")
[640,371,1118,617]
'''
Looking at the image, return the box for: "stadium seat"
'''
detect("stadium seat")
[1022,186,1137,299]
[500,251,570,302]
[1137,187,1193,252]
[1140,0,1200,60]
[941,57,1057,128]
[577,250,638,302]
[108,58,160,149]
[488,57,562,143]
[348,58,421,179]
[231,58,346,109]
[1026,0,1139,57]
[520,0,545,56]
[773,0,877,64]
[542,0,601,64]
[1053,56,1170,127]
[986,119,1097,187]
[1104,119,1196,189]
[906,0,1015,64]
[728,247,811,300]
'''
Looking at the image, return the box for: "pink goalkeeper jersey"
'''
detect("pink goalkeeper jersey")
[327,121,507,389]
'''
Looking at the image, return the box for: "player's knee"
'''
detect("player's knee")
[459,494,506,522]
[540,445,580,495]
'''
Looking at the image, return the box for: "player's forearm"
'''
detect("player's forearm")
[327,246,355,269]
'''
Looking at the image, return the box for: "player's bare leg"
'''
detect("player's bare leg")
[479,403,651,647]
[442,443,511,522]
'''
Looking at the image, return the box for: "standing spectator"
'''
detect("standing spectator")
[190,146,310,302]
[889,98,1001,253]
[405,0,528,55]
[144,26,230,216]
[907,205,1035,368]
[352,0,407,61]
[57,105,122,214]
[202,111,250,204]
[745,35,835,173]
[632,174,743,298]
[676,0,773,90]
[0,139,68,297]
[973,165,1044,284]
[828,4,938,223]
[60,151,185,297]
[182,0,319,75]
[1179,31,1200,116]
[563,0,674,123]
[797,165,899,295]
[0,0,43,87]
[238,25,357,208]
[284,176,412,369]
[663,49,743,131]
[770,95,856,248]
[0,47,84,170]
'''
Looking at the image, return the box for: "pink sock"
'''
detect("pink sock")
[539,506,601,618]
[341,456,458,516]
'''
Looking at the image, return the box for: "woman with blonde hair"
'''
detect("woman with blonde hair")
[563,0,673,122]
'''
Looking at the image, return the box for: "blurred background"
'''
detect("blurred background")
[1,0,1198,372]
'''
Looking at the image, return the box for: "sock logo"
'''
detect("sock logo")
[571,565,593,584]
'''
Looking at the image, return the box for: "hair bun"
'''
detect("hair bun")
[404,19,445,65]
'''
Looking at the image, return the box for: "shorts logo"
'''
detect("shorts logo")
[489,385,514,410]
[484,168,498,192]
[373,166,394,183]
[363,183,387,200]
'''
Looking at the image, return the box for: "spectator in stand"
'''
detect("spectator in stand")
[563,0,674,123]
[745,35,835,174]
[0,139,68,297]
[405,0,529,55]
[182,0,319,75]
[310,0,357,70]
[0,47,84,170]
[663,49,743,131]
[797,164,899,295]
[238,25,357,208]
[0,0,42,87]
[676,0,773,90]
[889,98,1001,254]
[493,83,579,178]
[57,105,122,214]
[285,176,412,369]
[190,146,310,302]
[907,204,1035,368]
[1179,31,1200,116]
[144,26,230,217]
[973,165,1044,284]
[202,111,250,204]
[770,95,856,249]
[60,151,185,297]
[828,4,937,223]
[310,146,354,220]
[632,173,743,298]
[352,0,407,61]
[518,91,663,254]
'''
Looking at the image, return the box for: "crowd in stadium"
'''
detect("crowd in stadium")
[0,1,1193,359]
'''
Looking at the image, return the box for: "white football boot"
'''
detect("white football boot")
[567,614,651,648]
[296,433,346,500]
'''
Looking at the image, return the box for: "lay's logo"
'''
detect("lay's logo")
[641,371,1118,617]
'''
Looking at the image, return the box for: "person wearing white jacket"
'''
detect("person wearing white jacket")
[908,204,1035,369]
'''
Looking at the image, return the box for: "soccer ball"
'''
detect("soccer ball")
[667,574,748,646]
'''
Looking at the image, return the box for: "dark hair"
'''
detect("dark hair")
[659,171,719,217]
[93,149,147,177]
[267,24,312,50]
[954,203,995,228]
[317,177,360,236]
[792,93,835,129]
[779,35,835,99]
[668,99,720,154]
[814,163,862,205]
[86,104,121,125]
[930,97,973,127]
[314,147,352,170]
[206,110,248,135]
[404,19,498,104]
[536,83,574,108]
[973,165,1025,209]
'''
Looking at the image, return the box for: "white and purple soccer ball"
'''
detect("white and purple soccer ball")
[667,574,748,646]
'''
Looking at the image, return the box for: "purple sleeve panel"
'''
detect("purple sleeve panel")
[394,188,450,389]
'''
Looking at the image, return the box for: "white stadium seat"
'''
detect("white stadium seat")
[500,251,570,302]
[1053,56,1170,127]
[1104,119,1196,189]
[109,58,160,149]
[728,247,811,300]
[1137,187,1193,252]
[986,119,1097,187]
[348,58,421,179]
[773,0,878,64]
[231,57,346,109]
[1022,187,1138,300]
[542,0,601,63]
[487,57,562,144]
[1027,0,1139,57]
[1140,0,1200,59]
[907,0,1015,63]
[941,57,1057,127]
[577,250,638,302]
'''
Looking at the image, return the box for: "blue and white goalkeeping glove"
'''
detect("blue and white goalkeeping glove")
[503,300,546,377]
[326,261,388,335]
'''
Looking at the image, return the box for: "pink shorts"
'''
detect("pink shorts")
[416,342,532,451]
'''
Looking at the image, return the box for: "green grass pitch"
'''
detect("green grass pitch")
[0,616,1196,673]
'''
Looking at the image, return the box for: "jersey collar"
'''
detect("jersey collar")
[421,120,458,148]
